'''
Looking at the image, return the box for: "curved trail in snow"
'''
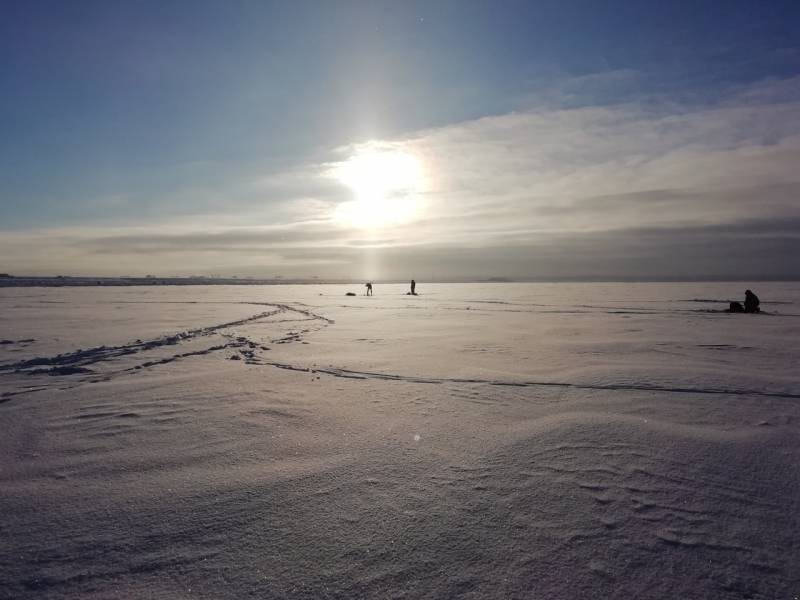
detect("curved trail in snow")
[0,302,333,379]
[262,362,800,400]
[2,299,796,403]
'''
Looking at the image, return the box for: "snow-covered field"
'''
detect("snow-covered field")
[2,282,799,599]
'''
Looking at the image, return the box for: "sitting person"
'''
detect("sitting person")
[744,289,760,313]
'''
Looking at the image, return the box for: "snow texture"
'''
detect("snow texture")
[1,282,799,599]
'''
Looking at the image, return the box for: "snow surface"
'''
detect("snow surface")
[1,282,799,599]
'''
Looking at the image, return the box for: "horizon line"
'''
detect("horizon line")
[1,275,798,287]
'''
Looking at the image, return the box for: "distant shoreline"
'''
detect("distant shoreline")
[1,276,797,287]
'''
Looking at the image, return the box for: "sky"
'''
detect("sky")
[1,0,799,280]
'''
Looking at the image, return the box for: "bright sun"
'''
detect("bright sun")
[333,148,425,229]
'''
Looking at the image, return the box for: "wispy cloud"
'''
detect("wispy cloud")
[3,76,800,279]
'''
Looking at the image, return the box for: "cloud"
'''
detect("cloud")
[3,76,800,279]
[76,225,352,254]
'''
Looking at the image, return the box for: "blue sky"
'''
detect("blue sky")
[1,1,799,279]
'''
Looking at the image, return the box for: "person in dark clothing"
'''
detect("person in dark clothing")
[744,289,760,313]
[410,279,416,295]
[365,282,373,296]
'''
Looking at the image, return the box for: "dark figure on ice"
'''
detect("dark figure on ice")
[744,289,760,313]
[410,279,416,295]
[729,289,761,313]
[365,282,373,296]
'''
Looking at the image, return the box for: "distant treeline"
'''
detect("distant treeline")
[0,277,346,287]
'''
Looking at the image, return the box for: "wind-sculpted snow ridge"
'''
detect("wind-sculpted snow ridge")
[2,283,799,599]
[466,416,800,598]
[0,385,48,404]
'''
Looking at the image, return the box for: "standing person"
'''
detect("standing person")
[744,289,760,313]
[410,279,416,295]
[365,282,373,296]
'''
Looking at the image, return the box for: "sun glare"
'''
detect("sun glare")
[333,148,426,229]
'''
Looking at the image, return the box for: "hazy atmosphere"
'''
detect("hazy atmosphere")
[3,4,800,599]
[2,1,799,280]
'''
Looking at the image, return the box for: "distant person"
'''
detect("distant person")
[365,282,373,296]
[744,289,760,313]
[410,279,416,295]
